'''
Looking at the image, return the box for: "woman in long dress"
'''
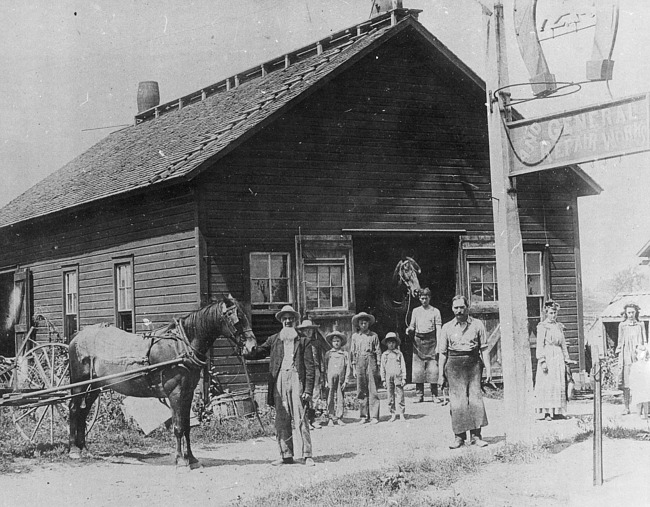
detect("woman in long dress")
[617,303,647,415]
[534,300,570,421]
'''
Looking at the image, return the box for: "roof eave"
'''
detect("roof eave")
[569,164,603,196]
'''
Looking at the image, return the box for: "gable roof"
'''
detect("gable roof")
[0,9,599,230]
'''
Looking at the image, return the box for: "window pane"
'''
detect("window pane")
[483,283,497,302]
[305,266,318,283]
[318,266,329,285]
[270,254,288,279]
[525,252,541,274]
[527,296,542,319]
[331,266,343,287]
[306,289,318,309]
[271,279,288,303]
[251,280,269,303]
[482,264,494,282]
[250,254,268,278]
[319,288,331,308]
[470,283,483,303]
[469,264,481,282]
[332,287,343,307]
[527,274,541,295]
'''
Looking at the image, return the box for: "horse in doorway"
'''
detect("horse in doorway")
[394,257,422,300]
[374,257,422,329]
[68,296,255,468]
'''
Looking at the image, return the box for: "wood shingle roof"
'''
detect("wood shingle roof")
[0,12,434,229]
[0,9,598,229]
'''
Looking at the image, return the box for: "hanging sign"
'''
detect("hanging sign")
[506,92,650,176]
[513,0,619,97]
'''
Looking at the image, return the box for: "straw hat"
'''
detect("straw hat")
[325,331,348,347]
[351,312,376,329]
[275,305,300,323]
[382,332,401,347]
[296,319,320,330]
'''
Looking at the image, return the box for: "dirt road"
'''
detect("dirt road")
[2,394,649,506]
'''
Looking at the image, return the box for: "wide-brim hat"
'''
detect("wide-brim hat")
[352,312,376,329]
[296,319,320,330]
[325,331,348,347]
[275,305,301,323]
[382,332,400,346]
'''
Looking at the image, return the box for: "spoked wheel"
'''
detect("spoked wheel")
[11,343,100,443]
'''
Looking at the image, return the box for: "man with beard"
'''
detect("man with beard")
[244,305,316,465]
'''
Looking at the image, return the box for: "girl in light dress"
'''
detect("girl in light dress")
[629,344,650,418]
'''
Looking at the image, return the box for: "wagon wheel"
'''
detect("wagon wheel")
[11,343,101,444]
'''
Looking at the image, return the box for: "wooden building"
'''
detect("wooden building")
[0,9,600,389]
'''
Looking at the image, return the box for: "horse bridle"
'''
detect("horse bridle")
[397,258,421,298]
[222,303,251,344]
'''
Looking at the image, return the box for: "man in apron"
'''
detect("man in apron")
[407,288,442,403]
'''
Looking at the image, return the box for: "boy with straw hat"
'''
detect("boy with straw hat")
[350,312,381,424]
[324,330,352,425]
[381,332,407,422]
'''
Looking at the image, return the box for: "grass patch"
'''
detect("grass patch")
[233,434,569,507]
[233,451,492,507]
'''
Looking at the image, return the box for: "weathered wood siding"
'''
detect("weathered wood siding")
[0,187,200,340]
[196,31,585,382]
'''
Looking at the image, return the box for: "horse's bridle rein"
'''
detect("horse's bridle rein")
[221,304,252,351]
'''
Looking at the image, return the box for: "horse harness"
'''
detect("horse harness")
[143,303,242,371]
[144,319,207,372]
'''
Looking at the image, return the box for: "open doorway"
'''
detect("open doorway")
[353,234,458,382]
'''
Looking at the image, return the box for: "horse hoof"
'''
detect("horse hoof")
[189,461,202,470]
[69,449,82,460]
[175,458,190,469]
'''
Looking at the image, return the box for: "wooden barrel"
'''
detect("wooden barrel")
[210,390,255,420]
[137,81,160,113]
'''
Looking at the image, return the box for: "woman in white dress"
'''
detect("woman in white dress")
[617,303,647,415]
[534,300,570,421]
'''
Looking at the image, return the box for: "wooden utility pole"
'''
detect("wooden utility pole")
[484,2,534,442]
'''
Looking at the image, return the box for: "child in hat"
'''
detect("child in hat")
[350,312,381,424]
[381,332,407,422]
[324,331,352,425]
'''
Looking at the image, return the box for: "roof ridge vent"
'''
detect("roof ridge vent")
[134,8,420,125]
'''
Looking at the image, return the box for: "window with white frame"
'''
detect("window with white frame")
[525,251,545,335]
[250,253,291,307]
[115,261,134,332]
[468,261,498,304]
[63,268,78,340]
[304,258,347,311]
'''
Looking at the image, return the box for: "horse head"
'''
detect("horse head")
[219,294,257,356]
[219,295,257,351]
[393,257,422,298]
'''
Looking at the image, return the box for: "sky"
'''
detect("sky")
[1,0,649,294]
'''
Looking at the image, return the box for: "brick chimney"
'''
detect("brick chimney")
[371,0,403,16]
